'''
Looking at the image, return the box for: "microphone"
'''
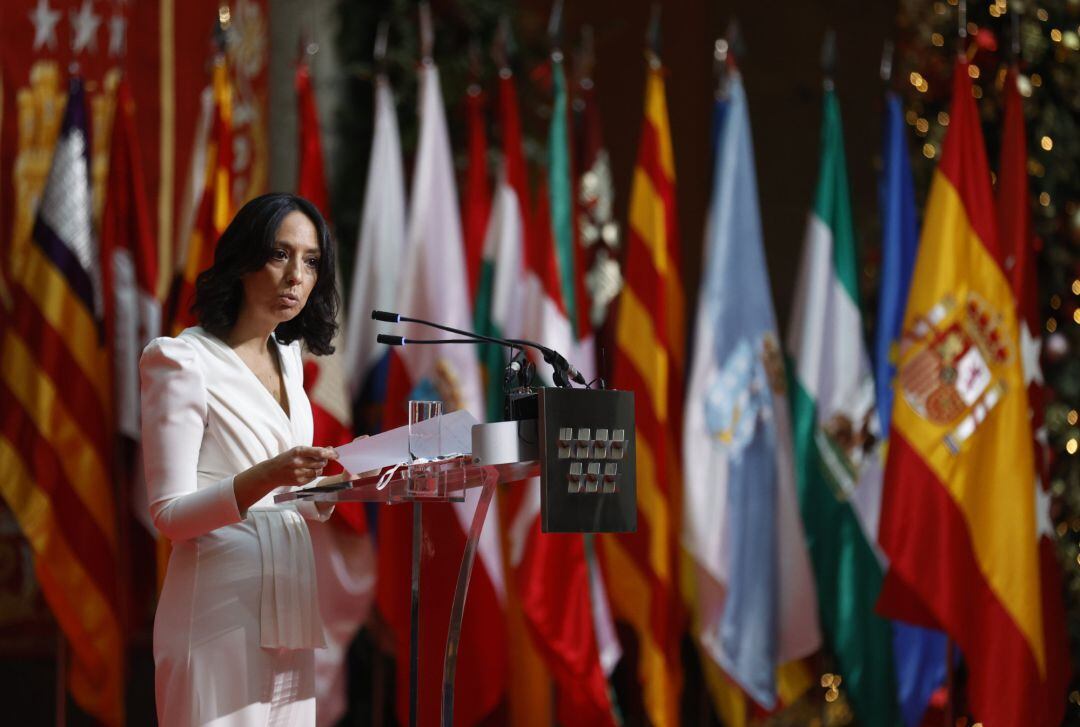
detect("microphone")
[372,310,587,388]
[377,334,510,347]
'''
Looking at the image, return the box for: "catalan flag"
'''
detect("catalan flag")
[166,54,233,334]
[0,76,123,726]
[877,58,1051,726]
[602,57,684,727]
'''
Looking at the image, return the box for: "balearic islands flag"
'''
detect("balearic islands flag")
[683,70,820,710]
[375,59,506,727]
[0,76,123,726]
[785,82,899,725]
[602,58,685,727]
[877,58,1050,727]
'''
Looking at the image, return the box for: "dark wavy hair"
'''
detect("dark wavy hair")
[192,193,339,355]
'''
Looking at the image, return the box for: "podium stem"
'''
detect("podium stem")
[410,502,423,727]
[441,469,497,727]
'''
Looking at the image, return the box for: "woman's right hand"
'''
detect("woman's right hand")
[259,446,339,486]
[233,446,339,513]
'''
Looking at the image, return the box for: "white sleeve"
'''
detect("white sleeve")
[141,336,243,541]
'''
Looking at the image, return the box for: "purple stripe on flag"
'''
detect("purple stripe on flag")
[32,217,96,317]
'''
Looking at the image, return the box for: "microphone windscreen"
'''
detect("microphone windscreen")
[376,334,405,346]
[371,310,400,322]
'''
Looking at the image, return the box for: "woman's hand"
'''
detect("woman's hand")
[233,446,339,513]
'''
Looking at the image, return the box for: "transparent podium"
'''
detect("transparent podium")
[275,387,636,727]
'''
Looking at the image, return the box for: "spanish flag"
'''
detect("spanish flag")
[602,58,684,727]
[0,77,123,725]
[166,54,233,334]
[877,58,1050,726]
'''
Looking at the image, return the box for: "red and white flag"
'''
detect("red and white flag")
[375,59,506,727]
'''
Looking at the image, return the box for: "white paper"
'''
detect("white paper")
[335,409,478,476]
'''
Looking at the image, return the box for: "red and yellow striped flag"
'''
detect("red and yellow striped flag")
[878,58,1052,726]
[0,77,123,726]
[166,54,233,334]
[602,59,685,727]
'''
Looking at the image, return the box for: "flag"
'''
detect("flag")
[343,73,406,436]
[296,58,351,453]
[785,84,899,725]
[877,58,1050,727]
[462,84,490,299]
[875,89,949,727]
[101,77,160,443]
[0,76,123,726]
[601,59,685,727]
[375,59,506,727]
[683,71,821,709]
[166,54,233,334]
[471,67,554,727]
[548,53,578,339]
[296,60,331,221]
[572,62,621,382]
[508,52,615,727]
[100,75,162,546]
[295,56,375,727]
[997,64,1070,726]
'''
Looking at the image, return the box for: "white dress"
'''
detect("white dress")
[141,327,329,727]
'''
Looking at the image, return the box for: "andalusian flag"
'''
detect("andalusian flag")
[166,54,232,334]
[786,85,898,725]
[602,58,685,727]
[877,58,1051,726]
[0,77,123,726]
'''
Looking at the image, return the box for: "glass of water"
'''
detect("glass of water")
[407,400,442,496]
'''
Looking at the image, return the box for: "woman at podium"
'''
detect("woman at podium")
[140,193,340,726]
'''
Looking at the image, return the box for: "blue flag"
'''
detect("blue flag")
[876,91,948,727]
[683,73,821,709]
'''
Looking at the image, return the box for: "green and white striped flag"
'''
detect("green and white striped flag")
[785,86,900,727]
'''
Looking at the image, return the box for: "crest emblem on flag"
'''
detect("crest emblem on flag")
[898,292,1011,453]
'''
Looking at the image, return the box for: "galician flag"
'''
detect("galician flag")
[682,71,820,710]
[785,82,899,726]
[375,59,506,727]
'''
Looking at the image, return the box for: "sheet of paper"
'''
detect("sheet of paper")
[334,409,479,476]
